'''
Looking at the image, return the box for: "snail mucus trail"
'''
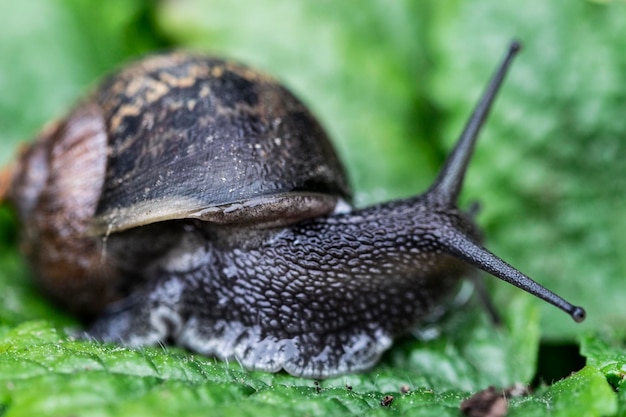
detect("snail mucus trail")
[2,41,585,378]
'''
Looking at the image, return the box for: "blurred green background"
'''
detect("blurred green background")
[0,0,625,416]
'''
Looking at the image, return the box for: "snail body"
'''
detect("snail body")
[4,43,584,378]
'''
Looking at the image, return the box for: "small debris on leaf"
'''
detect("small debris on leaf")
[400,384,410,394]
[460,386,507,417]
[503,383,531,398]
[380,395,394,407]
[460,383,530,417]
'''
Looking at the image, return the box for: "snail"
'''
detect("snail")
[1,41,585,378]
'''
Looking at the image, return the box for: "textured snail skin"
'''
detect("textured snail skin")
[91,201,477,377]
[6,46,585,379]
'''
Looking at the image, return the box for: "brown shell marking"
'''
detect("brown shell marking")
[91,52,351,234]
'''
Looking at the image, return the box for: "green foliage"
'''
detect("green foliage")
[0,0,625,415]
[508,366,617,417]
[0,320,619,416]
[581,335,626,416]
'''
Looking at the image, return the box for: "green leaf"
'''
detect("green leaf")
[581,335,626,387]
[581,335,626,416]
[509,366,617,417]
[0,323,441,416]
[0,317,531,417]
[0,322,619,416]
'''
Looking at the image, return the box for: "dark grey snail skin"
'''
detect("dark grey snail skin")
[5,42,585,379]
[95,200,478,377]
